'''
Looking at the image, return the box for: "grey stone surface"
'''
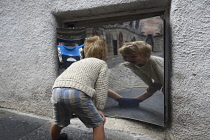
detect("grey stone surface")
[0,110,46,140]
[0,108,158,140]
[169,0,210,140]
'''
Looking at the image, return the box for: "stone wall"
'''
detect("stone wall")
[169,0,210,139]
[0,0,58,116]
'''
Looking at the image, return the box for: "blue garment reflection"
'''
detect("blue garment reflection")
[58,44,84,69]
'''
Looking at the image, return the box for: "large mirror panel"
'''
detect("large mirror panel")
[57,14,165,126]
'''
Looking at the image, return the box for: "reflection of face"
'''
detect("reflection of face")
[122,54,148,65]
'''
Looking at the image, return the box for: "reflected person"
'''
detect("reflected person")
[108,41,164,108]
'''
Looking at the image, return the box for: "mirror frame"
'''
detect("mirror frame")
[57,10,170,127]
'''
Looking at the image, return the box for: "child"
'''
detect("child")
[108,41,164,108]
[50,36,108,140]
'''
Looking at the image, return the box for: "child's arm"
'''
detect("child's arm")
[94,64,109,110]
[108,89,123,99]
[135,85,157,101]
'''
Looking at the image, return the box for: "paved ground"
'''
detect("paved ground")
[0,108,158,140]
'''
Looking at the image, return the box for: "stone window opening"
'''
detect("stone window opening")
[54,8,171,127]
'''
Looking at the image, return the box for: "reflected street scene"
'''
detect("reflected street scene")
[105,51,164,126]
[57,15,165,126]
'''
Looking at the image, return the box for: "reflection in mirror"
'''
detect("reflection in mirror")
[57,15,165,126]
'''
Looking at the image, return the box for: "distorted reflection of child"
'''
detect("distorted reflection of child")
[108,41,164,108]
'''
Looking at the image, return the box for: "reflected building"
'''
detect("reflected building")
[58,16,164,59]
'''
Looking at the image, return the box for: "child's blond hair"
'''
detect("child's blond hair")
[119,41,152,58]
[84,36,107,59]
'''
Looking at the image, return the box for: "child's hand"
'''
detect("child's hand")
[121,62,135,68]
[98,110,106,125]
[147,85,157,93]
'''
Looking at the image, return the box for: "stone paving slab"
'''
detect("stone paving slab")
[0,108,159,140]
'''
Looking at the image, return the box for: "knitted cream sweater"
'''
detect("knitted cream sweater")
[123,55,164,86]
[53,58,109,110]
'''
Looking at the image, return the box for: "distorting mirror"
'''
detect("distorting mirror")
[56,13,166,127]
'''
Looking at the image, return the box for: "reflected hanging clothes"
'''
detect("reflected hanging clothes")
[59,44,84,69]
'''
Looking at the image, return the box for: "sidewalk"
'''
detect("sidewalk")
[0,108,157,140]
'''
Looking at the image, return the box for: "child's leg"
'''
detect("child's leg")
[50,88,73,140]
[93,124,105,140]
[71,90,105,139]
[50,123,63,140]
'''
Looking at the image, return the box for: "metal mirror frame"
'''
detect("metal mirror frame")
[56,10,170,127]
